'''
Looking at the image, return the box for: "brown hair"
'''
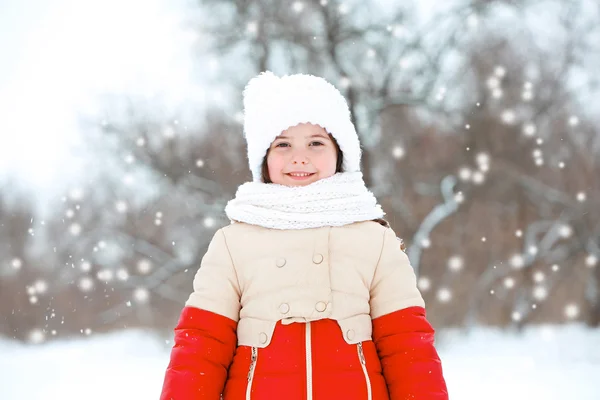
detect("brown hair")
[260,133,390,229]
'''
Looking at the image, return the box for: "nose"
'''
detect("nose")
[291,151,309,165]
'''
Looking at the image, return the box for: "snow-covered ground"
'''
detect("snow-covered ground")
[1,324,598,399]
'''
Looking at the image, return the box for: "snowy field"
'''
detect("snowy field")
[1,324,599,399]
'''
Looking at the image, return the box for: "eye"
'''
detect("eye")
[310,141,325,146]
[275,142,290,148]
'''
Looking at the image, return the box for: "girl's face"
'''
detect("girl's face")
[266,123,338,186]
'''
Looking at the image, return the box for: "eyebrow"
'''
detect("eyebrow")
[275,133,330,140]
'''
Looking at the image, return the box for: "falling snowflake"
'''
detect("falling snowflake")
[78,277,94,292]
[246,22,257,34]
[115,201,128,213]
[136,137,145,147]
[392,146,405,159]
[11,258,22,270]
[163,126,175,139]
[510,254,525,269]
[29,296,38,304]
[292,1,304,12]
[34,280,48,294]
[338,3,349,14]
[522,123,536,137]
[137,259,152,274]
[533,271,545,283]
[568,116,579,126]
[487,76,500,90]
[552,264,560,272]
[391,25,406,38]
[586,255,598,267]
[466,13,479,28]
[204,217,216,228]
[576,192,586,202]
[437,288,452,303]
[504,277,515,289]
[417,276,431,291]
[124,154,135,164]
[511,311,522,322]
[533,286,547,301]
[134,288,150,303]
[65,209,75,218]
[458,167,472,181]
[69,188,84,201]
[564,303,579,319]
[116,268,129,281]
[28,329,45,344]
[123,174,134,185]
[476,152,490,166]
[69,223,82,236]
[494,66,506,77]
[558,162,565,169]
[528,246,538,256]
[472,171,485,185]
[454,191,465,203]
[492,89,503,98]
[558,225,572,238]
[436,87,446,101]
[196,159,205,168]
[398,57,411,69]
[501,110,516,124]
[80,261,91,272]
[339,76,351,88]
[420,238,431,248]
[97,269,114,282]
[515,230,523,237]
[448,256,464,272]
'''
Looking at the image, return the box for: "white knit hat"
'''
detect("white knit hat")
[242,71,362,182]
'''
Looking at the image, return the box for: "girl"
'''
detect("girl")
[160,71,448,400]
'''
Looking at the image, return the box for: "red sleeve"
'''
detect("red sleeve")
[160,306,237,400]
[372,306,448,400]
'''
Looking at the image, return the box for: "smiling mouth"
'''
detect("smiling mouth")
[286,172,315,179]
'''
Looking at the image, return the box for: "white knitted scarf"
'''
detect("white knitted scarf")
[224,172,385,230]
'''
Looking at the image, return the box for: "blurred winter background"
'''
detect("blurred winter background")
[1,0,599,398]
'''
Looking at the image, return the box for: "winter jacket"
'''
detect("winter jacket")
[160,221,448,400]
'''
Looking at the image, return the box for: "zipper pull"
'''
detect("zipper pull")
[357,342,366,365]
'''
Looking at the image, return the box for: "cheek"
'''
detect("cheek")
[318,148,338,174]
[267,153,284,175]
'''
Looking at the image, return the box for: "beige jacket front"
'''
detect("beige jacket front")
[186,221,424,348]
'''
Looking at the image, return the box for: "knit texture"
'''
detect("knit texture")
[224,172,384,230]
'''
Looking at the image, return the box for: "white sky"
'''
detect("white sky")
[0,0,202,205]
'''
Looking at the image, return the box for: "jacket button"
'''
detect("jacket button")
[279,303,290,314]
[346,329,355,341]
[315,301,327,312]
[312,253,324,264]
[276,257,286,268]
[259,332,268,344]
